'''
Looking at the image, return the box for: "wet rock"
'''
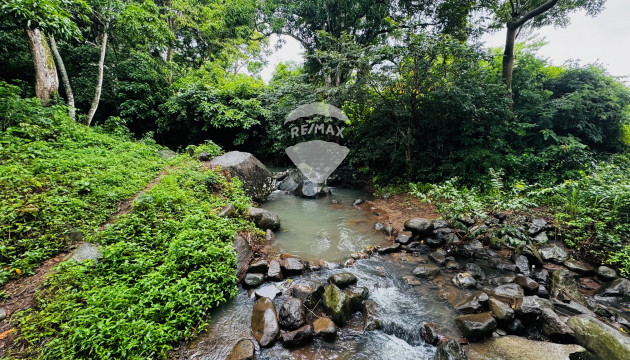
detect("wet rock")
[539,244,569,263]
[536,286,550,299]
[377,243,401,254]
[461,240,484,257]
[265,229,275,242]
[212,152,273,202]
[248,259,268,274]
[453,272,478,288]
[493,284,524,298]
[596,266,618,281]
[563,260,594,276]
[421,322,444,345]
[455,291,489,314]
[435,339,466,360]
[294,181,329,198]
[433,219,451,229]
[531,269,549,285]
[404,218,434,236]
[243,273,266,288]
[596,278,630,297]
[528,218,547,236]
[323,284,351,325]
[512,255,530,276]
[425,237,445,248]
[290,280,324,309]
[540,308,574,343]
[567,314,630,360]
[488,298,514,321]
[328,273,358,288]
[403,275,422,286]
[226,339,255,360]
[551,269,589,308]
[233,235,253,281]
[533,231,549,243]
[429,251,447,266]
[278,298,306,330]
[255,285,282,300]
[495,262,517,273]
[490,275,516,286]
[281,257,305,276]
[375,222,393,236]
[515,296,553,319]
[248,207,281,231]
[345,287,369,311]
[551,298,596,317]
[251,297,280,347]
[455,312,497,340]
[465,335,589,360]
[267,260,283,281]
[353,199,364,206]
[465,263,486,280]
[344,258,355,267]
[395,233,412,245]
[313,317,336,340]
[446,261,461,271]
[413,264,441,279]
[515,275,539,294]
[434,228,460,245]
[506,318,525,335]
[362,300,383,331]
[280,324,313,347]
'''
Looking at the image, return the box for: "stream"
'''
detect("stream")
[171,188,459,359]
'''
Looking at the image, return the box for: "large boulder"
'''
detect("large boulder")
[435,339,467,360]
[251,297,280,347]
[226,339,255,360]
[567,314,630,360]
[248,207,281,231]
[233,235,253,281]
[278,298,306,330]
[454,312,497,340]
[210,151,273,202]
[323,284,366,326]
[466,336,589,360]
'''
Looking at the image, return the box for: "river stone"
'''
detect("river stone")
[211,151,273,202]
[281,257,305,276]
[243,273,266,288]
[455,291,489,314]
[280,324,313,347]
[248,259,268,274]
[323,284,351,325]
[513,255,530,276]
[404,218,434,236]
[551,269,589,308]
[377,243,401,254]
[515,296,553,318]
[278,297,306,330]
[226,339,255,360]
[455,312,497,340]
[290,279,324,309]
[539,244,569,263]
[453,272,477,288]
[541,307,575,343]
[362,300,383,331]
[466,335,589,360]
[528,218,547,236]
[596,278,630,297]
[433,228,459,246]
[435,339,466,360]
[446,261,461,271]
[395,233,413,245]
[490,275,516,286]
[313,317,336,340]
[465,263,486,280]
[233,235,253,281]
[248,207,281,231]
[328,273,358,288]
[267,260,283,281]
[277,168,304,192]
[567,314,630,360]
[255,285,282,300]
[413,264,441,279]
[294,180,329,198]
[563,260,594,276]
[493,284,524,298]
[596,266,618,281]
[429,251,447,266]
[65,242,102,265]
[488,297,514,321]
[421,322,444,345]
[345,287,369,312]
[251,297,280,347]
[515,275,539,294]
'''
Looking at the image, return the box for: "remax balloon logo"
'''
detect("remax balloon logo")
[284,102,350,184]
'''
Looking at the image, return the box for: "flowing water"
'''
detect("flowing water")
[171,188,459,360]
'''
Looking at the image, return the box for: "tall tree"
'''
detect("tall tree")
[49,34,75,118]
[486,0,606,97]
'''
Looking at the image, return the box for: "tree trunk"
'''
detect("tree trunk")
[502,24,518,99]
[26,28,58,104]
[86,23,109,127]
[49,35,75,120]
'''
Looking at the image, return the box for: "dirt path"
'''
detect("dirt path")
[367,193,441,232]
[0,168,171,354]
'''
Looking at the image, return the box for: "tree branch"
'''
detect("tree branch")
[513,0,559,28]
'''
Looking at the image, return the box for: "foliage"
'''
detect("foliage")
[0,86,165,285]
[16,162,253,359]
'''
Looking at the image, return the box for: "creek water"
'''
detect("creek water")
[171,188,459,360]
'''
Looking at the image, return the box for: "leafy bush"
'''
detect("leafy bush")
[17,163,253,359]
